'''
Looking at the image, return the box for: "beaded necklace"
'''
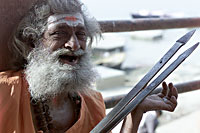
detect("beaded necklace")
[30,92,81,133]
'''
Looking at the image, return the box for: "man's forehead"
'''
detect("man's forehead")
[48,23,86,32]
[47,13,85,29]
[48,13,84,23]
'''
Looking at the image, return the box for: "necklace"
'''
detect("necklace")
[30,92,81,133]
[30,98,53,133]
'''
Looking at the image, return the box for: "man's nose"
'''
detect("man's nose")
[64,34,80,51]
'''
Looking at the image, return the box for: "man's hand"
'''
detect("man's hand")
[138,81,178,113]
[120,82,178,133]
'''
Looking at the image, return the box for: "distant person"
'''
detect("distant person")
[0,0,178,132]
[138,111,162,133]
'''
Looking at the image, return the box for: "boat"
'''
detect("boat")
[131,10,184,19]
[130,10,184,40]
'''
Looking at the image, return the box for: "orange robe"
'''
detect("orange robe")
[0,70,106,133]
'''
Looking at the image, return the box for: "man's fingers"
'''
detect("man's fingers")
[167,83,173,98]
[168,96,177,112]
[170,96,178,105]
[172,85,178,99]
[168,83,178,99]
[161,82,168,97]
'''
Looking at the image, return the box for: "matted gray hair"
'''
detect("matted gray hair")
[10,0,101,70]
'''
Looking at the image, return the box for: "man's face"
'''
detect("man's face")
[43,13,87,65]
[25,13,97,100]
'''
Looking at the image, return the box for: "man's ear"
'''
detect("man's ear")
[18,27,40,49]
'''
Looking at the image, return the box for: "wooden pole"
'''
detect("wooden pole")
[99,17,200,33]
[104,80,200,109]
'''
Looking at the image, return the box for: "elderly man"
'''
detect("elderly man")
[0,0,178,132]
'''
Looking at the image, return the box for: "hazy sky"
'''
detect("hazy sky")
[83,0,200,20]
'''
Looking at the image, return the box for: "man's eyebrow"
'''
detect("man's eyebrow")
[49,24,69,31]
[47,23,87,33]
[76,24,86,31]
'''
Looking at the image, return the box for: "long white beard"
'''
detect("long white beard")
[25,47,98,100]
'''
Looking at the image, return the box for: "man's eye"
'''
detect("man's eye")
[76,31,86,36]
[50,31,66,36]
[76,32,87,40]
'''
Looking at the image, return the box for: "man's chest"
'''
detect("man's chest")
[30,93,81,132]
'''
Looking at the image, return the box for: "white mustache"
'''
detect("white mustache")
[52,48,86,59]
